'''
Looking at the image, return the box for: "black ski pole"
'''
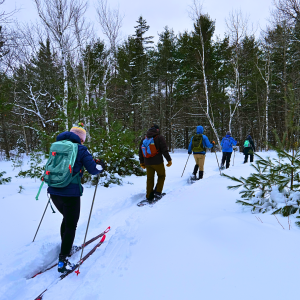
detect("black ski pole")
[181,154,191,177]
[75,173,100,276]
[32,199,50,242]
[214,146,222,175]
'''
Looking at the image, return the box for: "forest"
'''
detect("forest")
[1,0,300,160]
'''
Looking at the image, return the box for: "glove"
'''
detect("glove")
[212,141,215,144]
[140,163,146,169]
[95,159,106,172]
[166,161,172,167]
[188,152,192,155]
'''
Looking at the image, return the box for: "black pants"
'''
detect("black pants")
[244,154,254,163]
[50,194,80,256]
[221,152,232,169]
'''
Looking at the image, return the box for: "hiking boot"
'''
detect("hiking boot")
[58,255,76,273]
[147,190,155,201]
[193,165,199,175]
[199,171,204,179]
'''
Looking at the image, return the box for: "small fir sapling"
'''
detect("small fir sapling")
[18,185,24,193]
[17,151,44,181]
[11,154,24,170]
[223,132,300,226]
[0,171,12,184]
[82,121,145,187]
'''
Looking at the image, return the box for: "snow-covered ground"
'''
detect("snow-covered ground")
[0,150,298,300]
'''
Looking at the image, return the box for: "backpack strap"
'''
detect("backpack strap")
[70,166,84,196]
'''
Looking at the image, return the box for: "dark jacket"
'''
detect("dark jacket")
[243,135,255,155]
[188,126,213,154]
[48,131,101,197]
[139,128,172,166]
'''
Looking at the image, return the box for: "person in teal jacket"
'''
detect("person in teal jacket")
[220,131,237,169]
[188,126,214,179]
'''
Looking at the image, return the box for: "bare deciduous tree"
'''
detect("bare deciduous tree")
[226,10,249,137]
[96,0,123,53]
[189,0,220,145]
[256,41,271,151]
[34,0,87,130]
[96,0,123,133]
[273,0,300,25]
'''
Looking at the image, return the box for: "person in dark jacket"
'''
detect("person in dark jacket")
[49,124,105,273]
[220,131,237,169]
[188,126,214,180]
[139,124,172,201]
[243,135,255,163]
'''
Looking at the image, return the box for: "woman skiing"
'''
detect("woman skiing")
[48,123,105,273]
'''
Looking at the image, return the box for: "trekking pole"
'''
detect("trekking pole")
[75,173,100,276]
[233,148,236,166]
[214,146,222,175]
[32,199,50,242]
[181,154,191,177]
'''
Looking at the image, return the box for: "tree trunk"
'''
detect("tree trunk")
[1,113,10,159]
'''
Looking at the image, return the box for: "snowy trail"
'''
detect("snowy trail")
[0,151,298,300]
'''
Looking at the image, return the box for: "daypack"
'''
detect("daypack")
[192,134,205,152]
[36,140,83,200]
[222,137,232,149]
[141,136,159,158]
[244,140,250,147]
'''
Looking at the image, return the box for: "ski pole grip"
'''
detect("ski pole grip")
[104,226,111,233]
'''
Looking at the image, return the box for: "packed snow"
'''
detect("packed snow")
[0,150,298,300]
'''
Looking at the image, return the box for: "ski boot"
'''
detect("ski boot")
[58,255,76,273]
[220,164,225,170]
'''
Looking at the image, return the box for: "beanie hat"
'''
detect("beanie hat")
[226,131,231,136]
[70,122,86,142]
[152,123,159,130]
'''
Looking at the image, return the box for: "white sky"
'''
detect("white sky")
[3,0,274,43]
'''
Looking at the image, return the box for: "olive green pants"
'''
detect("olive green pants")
[146,163,166,199]
[193,154,206,171]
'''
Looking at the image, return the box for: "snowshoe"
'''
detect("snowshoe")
[58,256,76,273]
[154,192,166,200]
[137,193,166,207]
[188,174,198,184]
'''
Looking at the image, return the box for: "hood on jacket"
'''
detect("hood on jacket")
[196,126,203,134]
[247,135,252,140]
[56,131,82,144]
[225,134,231,138]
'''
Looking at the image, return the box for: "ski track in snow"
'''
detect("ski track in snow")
[0,150,298,300]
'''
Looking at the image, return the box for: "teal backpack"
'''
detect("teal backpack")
[244,140,250,147]
[36,140,83,200]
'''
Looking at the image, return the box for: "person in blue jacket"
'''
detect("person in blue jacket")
[188,126,214,180]
[49,124,105,273]
[220,131,237,169]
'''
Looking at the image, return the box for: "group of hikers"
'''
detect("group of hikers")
[40,122,256,273]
